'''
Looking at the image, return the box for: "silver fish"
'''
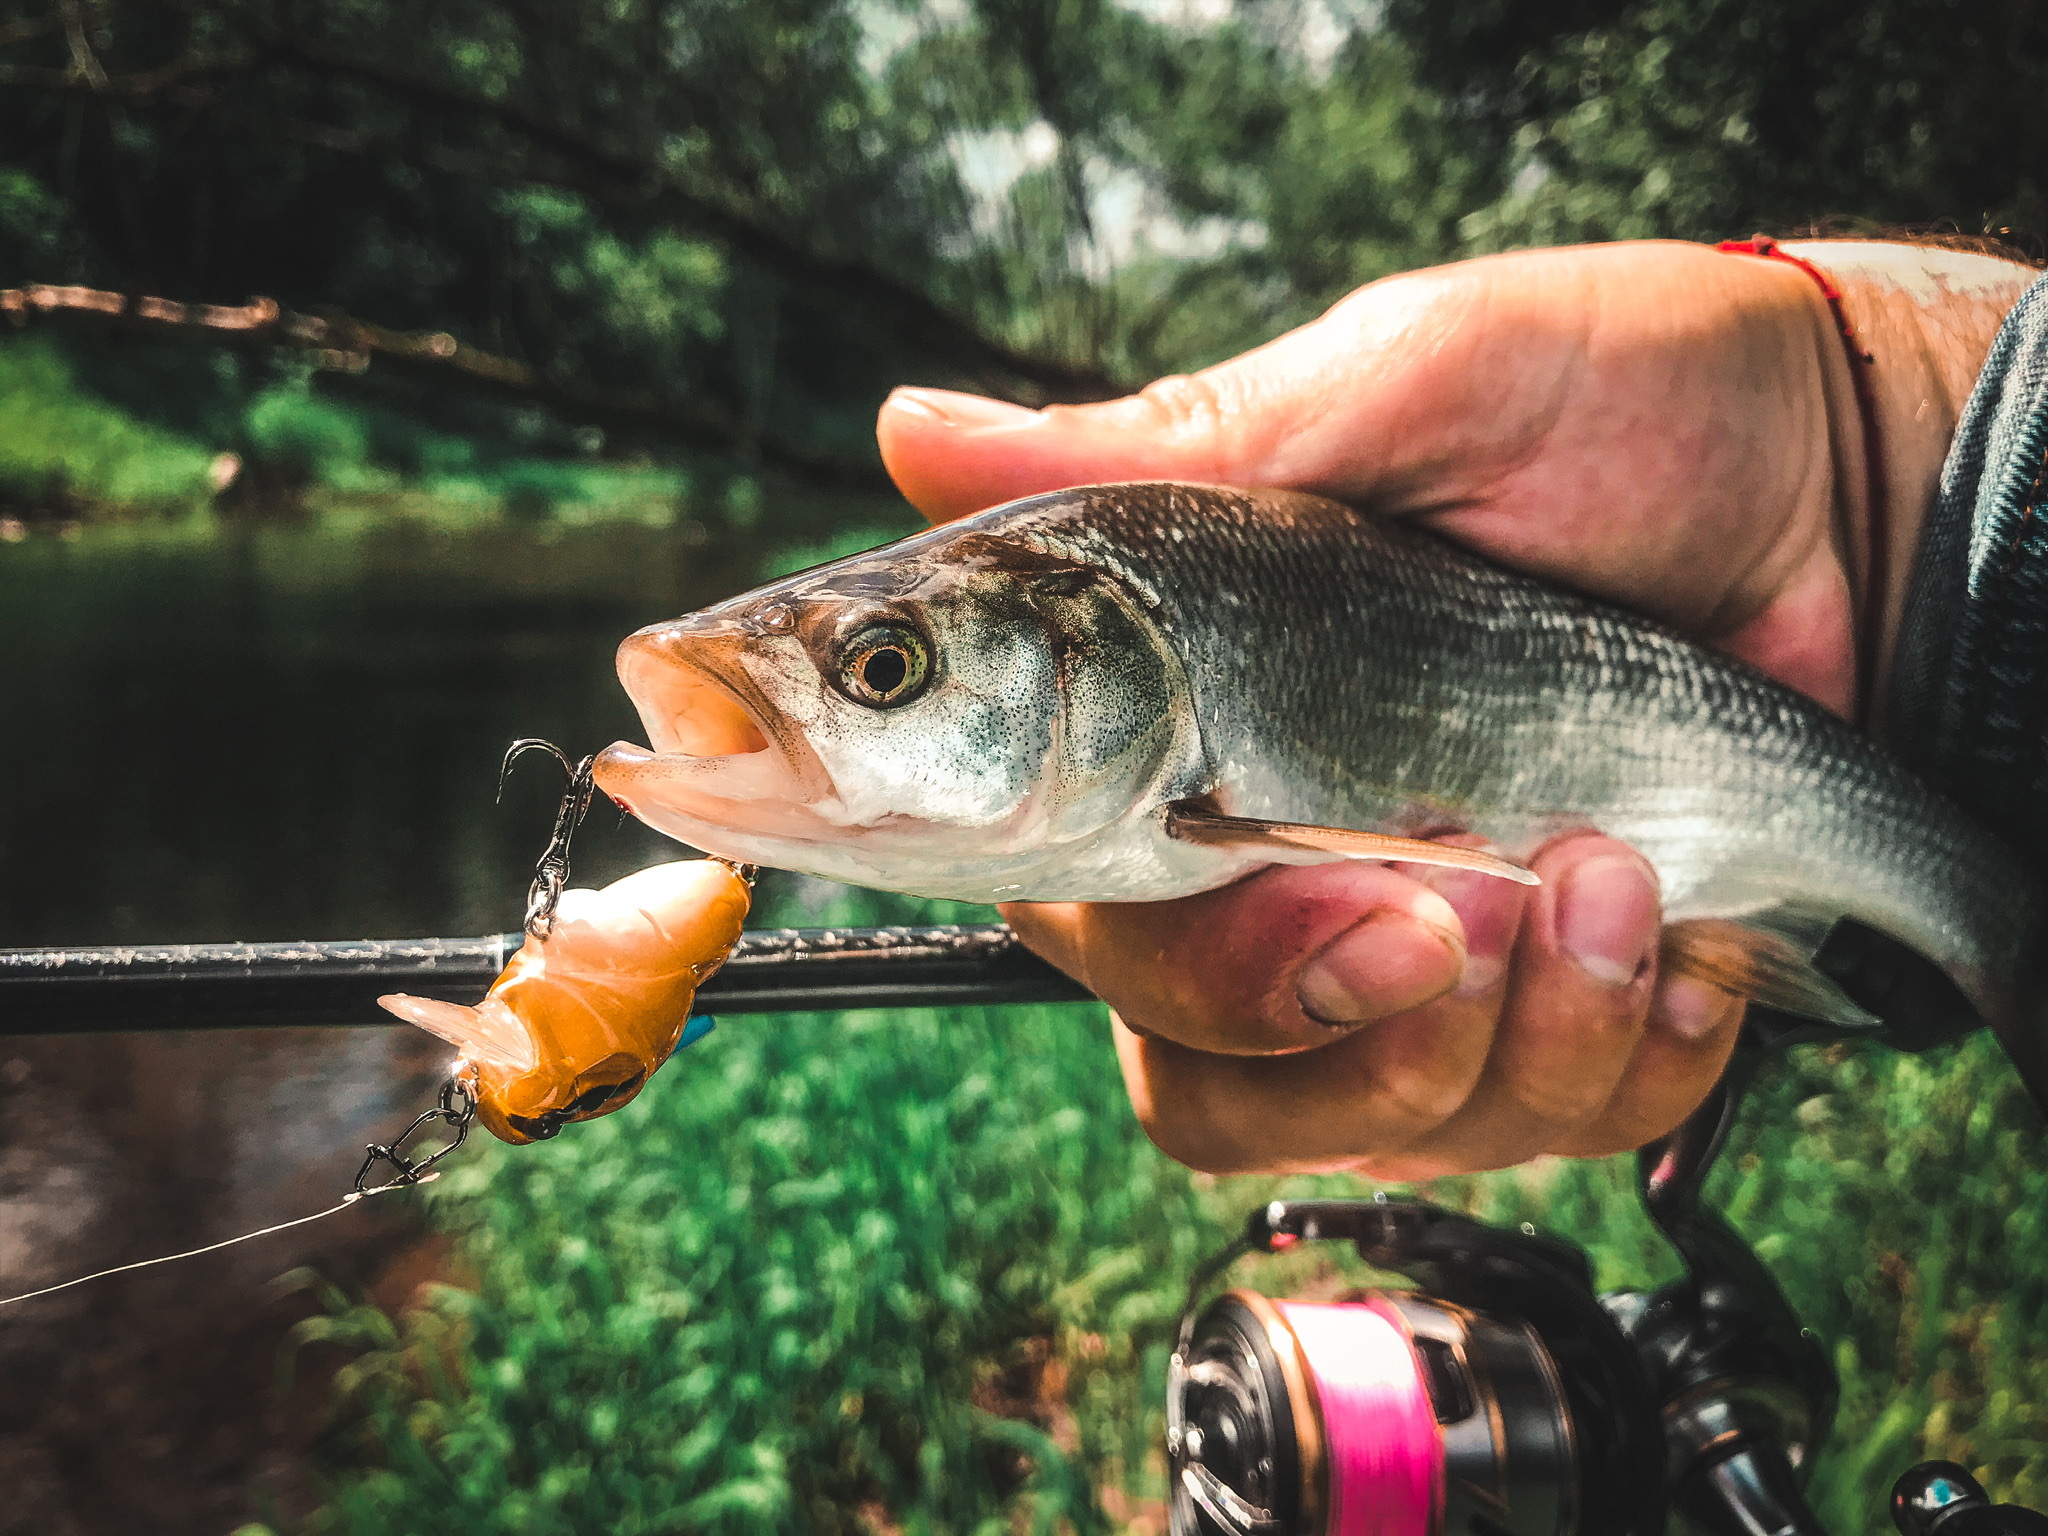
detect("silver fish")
[592,483,2045,1067]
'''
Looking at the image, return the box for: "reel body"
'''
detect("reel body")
[1172,1286,1575,1536]
[1167,1199,1661,1536]
[1165,1080,1830,1536]
[1163,1071,2048,1536]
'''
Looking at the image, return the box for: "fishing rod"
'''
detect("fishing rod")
[0,923,1092,1035]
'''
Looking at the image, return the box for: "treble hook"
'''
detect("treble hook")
[500,737,597,940]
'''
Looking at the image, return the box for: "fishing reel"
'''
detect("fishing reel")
[1165,1070,2046,1536]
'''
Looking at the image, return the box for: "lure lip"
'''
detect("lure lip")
[494,1061,649,1143]
[475,1054,655,1145]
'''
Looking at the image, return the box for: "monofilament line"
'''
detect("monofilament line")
[0,1179,425,1307]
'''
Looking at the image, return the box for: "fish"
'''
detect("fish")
[588,481,2047,1075]
[379,857,751,1144]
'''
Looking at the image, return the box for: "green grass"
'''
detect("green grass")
[0,332,707,530]
[280,884,2048,1536]
[0,335,222,512]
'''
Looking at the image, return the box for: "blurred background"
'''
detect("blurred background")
[2,1,2047,1531]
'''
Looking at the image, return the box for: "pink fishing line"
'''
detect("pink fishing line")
[1277,1299,1443,1536]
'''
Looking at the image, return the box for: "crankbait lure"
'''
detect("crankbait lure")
[379,742,752,1145]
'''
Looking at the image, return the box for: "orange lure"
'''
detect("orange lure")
[378,859,751,1144]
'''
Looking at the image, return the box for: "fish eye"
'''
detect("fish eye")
[834,623,930,708]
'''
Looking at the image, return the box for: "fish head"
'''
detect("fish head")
[593,521,1201,897]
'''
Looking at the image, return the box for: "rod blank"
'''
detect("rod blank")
[0,926,1095,1035]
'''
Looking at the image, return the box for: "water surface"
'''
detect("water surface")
[0,514,813,1532]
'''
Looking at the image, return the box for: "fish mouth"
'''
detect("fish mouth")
[623,628,773,759]
[593,622,834,846]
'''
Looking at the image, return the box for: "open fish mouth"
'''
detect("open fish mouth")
[592,624,833,842]
[620,628,772,759]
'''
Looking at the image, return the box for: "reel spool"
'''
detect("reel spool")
[1170,1286,1577,1536]
[1166,1200,1661,1536]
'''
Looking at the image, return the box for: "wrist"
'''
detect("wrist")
[1777,241,2035,725]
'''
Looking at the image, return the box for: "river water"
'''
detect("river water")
[0,513,838,1533]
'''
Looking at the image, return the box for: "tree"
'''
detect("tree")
[0,0,2041,503]
[1387,0,2048,252]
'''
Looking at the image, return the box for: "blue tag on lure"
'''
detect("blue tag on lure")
[679,1014,716,1050]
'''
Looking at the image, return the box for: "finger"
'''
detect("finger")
[1545,973,1746,1158]
[1389,834,1662,1174]
[1098,851,1532,1175]
[1001,859,1469,1057]
[1113,985,1495,1175]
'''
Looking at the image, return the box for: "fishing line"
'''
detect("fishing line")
[6,741,578,1311]
[5,741,575,1312]
[3,1064,479,1308]
[0,1179,426,1308]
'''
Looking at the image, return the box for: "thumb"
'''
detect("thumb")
[877,382,1237,524]
[877,275,1464,522]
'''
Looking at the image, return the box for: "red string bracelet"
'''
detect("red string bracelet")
[1716,234,1888,722]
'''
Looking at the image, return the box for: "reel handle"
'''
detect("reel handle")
[1893,1463,2048,1536]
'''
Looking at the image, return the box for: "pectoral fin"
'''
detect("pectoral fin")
[379,993,540,1071]
[1164,802,1540,886]
[1659,918,1880,1031]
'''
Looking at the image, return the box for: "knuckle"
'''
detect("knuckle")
[1134,373,1230,452]
[1343,1026,1480,1129]
[1364,1064,1473,1129]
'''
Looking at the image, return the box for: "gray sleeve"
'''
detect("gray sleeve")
[1885,270,2048,857]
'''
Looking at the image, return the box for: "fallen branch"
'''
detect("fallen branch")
[0,283,894,492]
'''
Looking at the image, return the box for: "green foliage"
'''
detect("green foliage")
[0,336,219,514]
[305,971,1201,1528]
[1389,0,2048,251]
[9,0,2045,510]
[0,331,717,529]
[1726,1037,2048,1519]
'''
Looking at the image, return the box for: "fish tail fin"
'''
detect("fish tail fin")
[378,993,538,1072]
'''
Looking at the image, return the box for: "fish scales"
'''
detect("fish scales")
[1001,486,2036,992]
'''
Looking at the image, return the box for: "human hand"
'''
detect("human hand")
[876,238,2034,1177]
